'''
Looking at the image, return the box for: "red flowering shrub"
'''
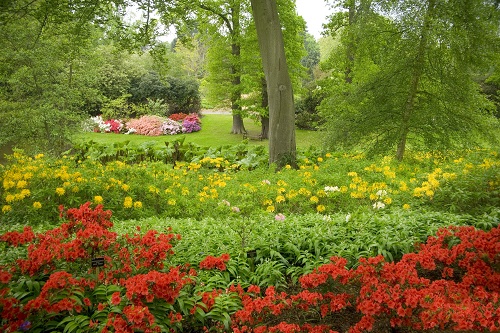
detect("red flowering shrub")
[169,113,188,121]
[0,203,193,333]
[232,225,500,333]
[199,253,230,270]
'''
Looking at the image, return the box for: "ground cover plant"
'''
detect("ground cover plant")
[0,147,499,332]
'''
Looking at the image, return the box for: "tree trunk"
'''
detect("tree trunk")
[396,0,435,161]
[230,2,246,134]
[345,1,355,83]
[260,76,269,139]
[250,0,297,168]
[231,113,246,134]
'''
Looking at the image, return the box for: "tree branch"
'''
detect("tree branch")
[197,2,232,33]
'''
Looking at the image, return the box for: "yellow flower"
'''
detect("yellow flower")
[325,153,332,158]
[5,194,15,203]
[16,180,28,189]
[266,205,275,212]
[403,204,411,210]
[133,201,143,209]
[263,199,273,206]
[94,196,103,204]
[277,180,287,186]
[123,196,133,208]
[310,196,319,204]
[383,197,392,205]
[33,201,42,209]
[317,157,323,162]
[2,205,12,213]
[122,184,130,191]
[55,187,65,196]
[316,205,326,213]
[276,195,286,203]
[149,186,160,194]
[168,199,176,206]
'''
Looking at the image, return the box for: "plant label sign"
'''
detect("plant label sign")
[91,257,105,267]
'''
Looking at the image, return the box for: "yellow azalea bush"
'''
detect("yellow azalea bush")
[0,149,499,225]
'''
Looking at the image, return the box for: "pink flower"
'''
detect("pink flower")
[275,213,285,221]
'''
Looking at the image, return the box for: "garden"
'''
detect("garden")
[0,142,499,333]
[86,113,202,136]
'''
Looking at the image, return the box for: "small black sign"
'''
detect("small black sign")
[91,257,105,267]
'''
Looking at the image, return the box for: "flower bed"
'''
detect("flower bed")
[0,204,499,332]
[86,113,201,136]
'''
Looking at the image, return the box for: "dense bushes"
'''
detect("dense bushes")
[128,72,201,116]
[295,91,324,130]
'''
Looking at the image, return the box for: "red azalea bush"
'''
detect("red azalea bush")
[0,203,197,333]
[104,119,124,134]
[169,113,188,121]
[231,225,500,333]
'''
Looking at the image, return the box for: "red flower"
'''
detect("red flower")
[111,292,121,305]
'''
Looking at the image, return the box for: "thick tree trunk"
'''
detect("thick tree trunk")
[396,0,435,161]
[250,0,296,168]
[231,113,246,134]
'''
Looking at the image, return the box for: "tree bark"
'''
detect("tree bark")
[396,0,435,161]
[229,2,246,134]
[260,76,269,139]
[250,0,296,168]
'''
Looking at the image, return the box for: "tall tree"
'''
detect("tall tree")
[175,0,248,134]
[250,0,297,168]
[320,0,500,160]
[240,0,306,139]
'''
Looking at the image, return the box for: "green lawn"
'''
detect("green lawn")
[76,114,324,150]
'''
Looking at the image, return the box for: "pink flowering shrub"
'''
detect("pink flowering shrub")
[126,116,165,136]
[162,119,183,135]
[182,114,201,133]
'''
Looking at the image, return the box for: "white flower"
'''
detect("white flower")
[345,213,351,222]
[261,180,271,185]
[376,190,387,197]
[324,186,340,192]
[373,201,386,210]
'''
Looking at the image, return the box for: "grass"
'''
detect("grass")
[75,114,324,150]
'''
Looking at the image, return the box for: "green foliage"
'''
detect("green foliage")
[319,0,500,159]
[294,89,325,130]
[165,76,201,114]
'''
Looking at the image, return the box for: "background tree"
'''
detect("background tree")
[319,0,500,160]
